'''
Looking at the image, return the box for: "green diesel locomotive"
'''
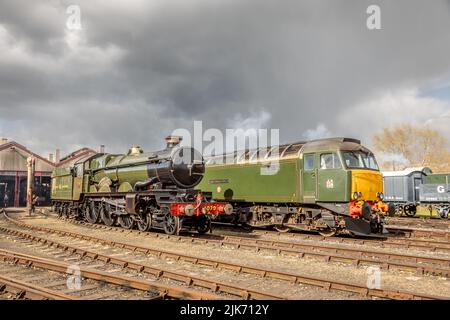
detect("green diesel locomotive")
[198,138,394,236]
[51,136,232,235]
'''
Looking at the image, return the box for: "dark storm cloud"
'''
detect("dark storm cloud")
[0,0,450,158]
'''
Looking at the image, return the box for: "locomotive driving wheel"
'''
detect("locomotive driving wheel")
[196,215,211,234]
[118,214,135,229]
[137,205,155,232]
[85,201,100,223]
[163,214,180,235]
[100,203,117,226]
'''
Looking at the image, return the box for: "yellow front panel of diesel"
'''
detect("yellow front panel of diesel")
[351,170,383,201]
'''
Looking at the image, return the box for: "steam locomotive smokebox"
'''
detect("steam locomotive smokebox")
[146,147,205,188]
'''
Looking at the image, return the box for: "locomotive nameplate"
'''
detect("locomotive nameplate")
[209,179,229,184]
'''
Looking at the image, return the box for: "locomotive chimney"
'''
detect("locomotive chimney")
[165,136,182,149]
[55,149,60,163]
[100,144,105,153]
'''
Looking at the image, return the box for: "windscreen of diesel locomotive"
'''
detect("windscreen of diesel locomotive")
[342,151,379,170]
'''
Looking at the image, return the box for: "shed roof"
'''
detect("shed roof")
[0,141,56,172]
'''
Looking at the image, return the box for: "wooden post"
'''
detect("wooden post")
[26,157,35,215]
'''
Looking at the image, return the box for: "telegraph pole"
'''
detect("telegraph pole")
[26,156,35,216]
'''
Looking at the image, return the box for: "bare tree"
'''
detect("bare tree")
[373,124,450,172]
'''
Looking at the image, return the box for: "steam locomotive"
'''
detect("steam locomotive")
[51,136,233,234]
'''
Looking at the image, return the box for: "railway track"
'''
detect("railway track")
[46,216,450,278]
[44,209,450,255]
[387,216,450,226]
[244,228,450,253]
[385,225,450,241]
[1,211,446,300]
[0,249,218,300]
[0,270,76,300]
[0,217,287,300]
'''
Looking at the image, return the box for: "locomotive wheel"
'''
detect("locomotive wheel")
[100,203,117,226]
[164,215,180,235]
[196,216,211,234]
[137,213,152,232]
[319,228,336,237]
[118,215,135,229]
[63,205,70,218]
[56,204,62,217]
[404,205,417,217]
[85,201,100,224]
[274,225,290,233]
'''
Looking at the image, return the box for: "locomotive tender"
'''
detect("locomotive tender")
[51,136,233,235]
[383,167,450,218]
[198,138,393,236]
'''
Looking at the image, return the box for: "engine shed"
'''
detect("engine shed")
[0,139,55,207]
[0,138,97,208]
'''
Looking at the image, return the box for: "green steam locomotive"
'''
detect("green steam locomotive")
[51,136,232,235]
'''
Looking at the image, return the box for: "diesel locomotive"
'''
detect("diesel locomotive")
[383,167,450,218]
[198,138,394,236]
[51,136,233,235]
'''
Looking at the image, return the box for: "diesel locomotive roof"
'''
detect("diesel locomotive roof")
[301,137,367,153]
[205,137,370,164]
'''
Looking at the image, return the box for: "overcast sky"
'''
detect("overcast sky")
[0,0,449,158]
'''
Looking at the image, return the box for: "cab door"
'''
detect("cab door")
[302,153,317,203]
[317,152,345,202]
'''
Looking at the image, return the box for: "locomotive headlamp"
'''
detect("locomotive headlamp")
[377,192,384,200]
[184,204,195,216]
[353,192,359,200]
[224,204,234,215]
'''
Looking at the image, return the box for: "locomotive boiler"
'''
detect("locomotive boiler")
[51,136,232,235]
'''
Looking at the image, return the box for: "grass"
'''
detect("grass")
[399,205,440,218]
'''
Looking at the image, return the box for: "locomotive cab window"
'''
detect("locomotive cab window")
[75,164,84,177]
[320,153,341,169]
[342,151,379,170]
[304,154,315,171]
[282,143,303,157]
